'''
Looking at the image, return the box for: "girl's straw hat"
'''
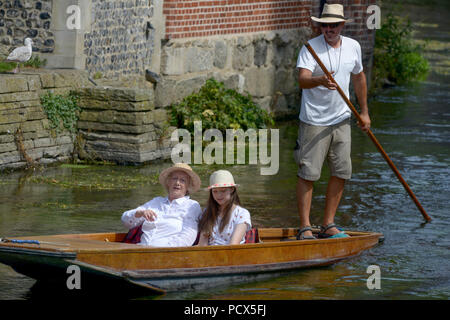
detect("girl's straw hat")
[311,4,353,24]
[207,170,239,189]
[159,163,201,193]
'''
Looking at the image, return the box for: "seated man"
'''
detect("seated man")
[121,163,202,247]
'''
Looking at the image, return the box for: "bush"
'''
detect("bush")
[170,79,274,133]
[40,91,80,134]
[373,13,429,87]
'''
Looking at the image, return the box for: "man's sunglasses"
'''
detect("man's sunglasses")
[321,23,341,29]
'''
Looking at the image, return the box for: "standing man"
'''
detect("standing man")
[294,4,371,239]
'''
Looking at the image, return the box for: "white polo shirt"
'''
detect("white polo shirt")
[121,196,202,247]
[297,34,363,126]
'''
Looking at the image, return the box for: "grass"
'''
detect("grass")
[0,61,17,73]
[0,55,47,73]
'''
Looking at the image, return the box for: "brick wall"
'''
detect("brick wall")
[312,0,377,72]
[163,0,376,68]
[163,0,312,39]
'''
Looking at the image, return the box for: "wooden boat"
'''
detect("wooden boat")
[0,228,383,295]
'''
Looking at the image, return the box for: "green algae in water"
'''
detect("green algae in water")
[60,164,91,169]
[28,168,160,190]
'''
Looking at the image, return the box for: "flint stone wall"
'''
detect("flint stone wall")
[0,70,91,170]
[0,0,54,53]
[84,0,155,78]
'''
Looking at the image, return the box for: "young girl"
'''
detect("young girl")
[197,170,251,246]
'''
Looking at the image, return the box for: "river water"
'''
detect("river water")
[0,6,449,301]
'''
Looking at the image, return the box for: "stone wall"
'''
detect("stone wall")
[0,0,54,53]
[155,0,377,117]
[156,29,311,117]
[84,0,155,78]
[0,0,379,170]
[0,70,91,170]
[1,0,157,76]
[77,86,175,164]
[0,70,175,171]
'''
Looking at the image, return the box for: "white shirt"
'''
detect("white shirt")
[121,196,202,247]
[297,34,363,126]
[208,205,252,246]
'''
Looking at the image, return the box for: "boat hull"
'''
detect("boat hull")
[0,228,382,294]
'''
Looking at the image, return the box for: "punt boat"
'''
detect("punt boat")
[0,228,383,295]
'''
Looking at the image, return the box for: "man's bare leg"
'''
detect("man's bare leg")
[322,176,345,236]
[296,177,314,237]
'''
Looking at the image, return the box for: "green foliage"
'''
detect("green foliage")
[93,71,103,79]
[170,79,274,133]
[40,91,80,134]
[23,54,47,68]
[0,61,17,73]
[373,13,429,88]
[0,55,46,72]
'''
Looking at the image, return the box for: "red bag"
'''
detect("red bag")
[123,225,143,244]
[244,228,259,244]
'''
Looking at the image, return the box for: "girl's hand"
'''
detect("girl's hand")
[197,233,209,246]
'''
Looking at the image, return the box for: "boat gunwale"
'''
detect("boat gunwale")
[0,229,383,255]
[76,232,382,254]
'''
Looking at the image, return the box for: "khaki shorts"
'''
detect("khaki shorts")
[293,119,351,181]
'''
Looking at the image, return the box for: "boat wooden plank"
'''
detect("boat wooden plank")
[1,228,379,253]
[0,228,383,294]
[74,233,381,271]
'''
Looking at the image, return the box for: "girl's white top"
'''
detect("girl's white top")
[208,205,251,245]
[121,196,202,247]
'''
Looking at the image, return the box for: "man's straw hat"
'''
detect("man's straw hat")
[311,4,353,24]
[159,163,201,193]
[207,170,239,189]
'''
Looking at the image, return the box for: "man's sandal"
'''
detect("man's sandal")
[296,226,316,240]
[318,223,349,239]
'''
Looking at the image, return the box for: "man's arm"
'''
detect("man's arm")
[298,68,337,90]
[352,71,371,132]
